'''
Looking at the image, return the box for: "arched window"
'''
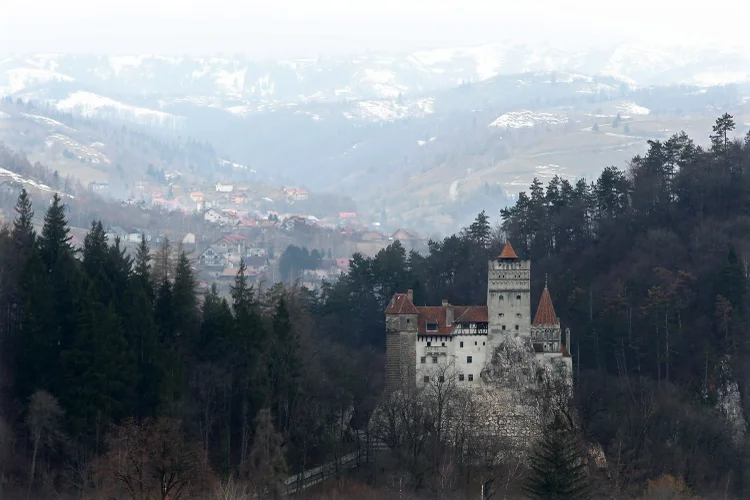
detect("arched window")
[516,295,521,300]
[499,295,504,301]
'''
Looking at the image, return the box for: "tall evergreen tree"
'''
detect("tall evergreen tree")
[12,188,35,250]
[268,297,302,438]
[171,251,198,349]
[523,414,589,500]
[59,282,136,445]
[38,193,72,271]
[710,113,736,152]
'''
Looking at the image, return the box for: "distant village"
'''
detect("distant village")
[80,176,428,294]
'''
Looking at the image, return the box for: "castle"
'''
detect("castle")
[385,242,572,392]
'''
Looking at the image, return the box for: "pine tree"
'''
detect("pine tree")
[38,193,72,271]
[268,297,302,438]
[82,221,108,280]
[710,113,735,152]
[135,235,151,282]
[171,251,198,348]
[59,282,136,444]
[523,414,589,500]
[12,188,35,250]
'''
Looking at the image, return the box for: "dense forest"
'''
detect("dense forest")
[1,114,750,499]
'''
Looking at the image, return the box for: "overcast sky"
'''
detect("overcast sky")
[2,0,749,57]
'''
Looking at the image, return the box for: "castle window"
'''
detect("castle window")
[427,341,431,346]
[426,322,438,332]
[459,374,465,381]
[516,313,522,318]
[499,313,504,317]
[467,356,473,363]
[406,319,410,324]
[441,342,445,347]
[516,295,521,300]
[515,325,519,331]
[438,376,444,383]
[432,356,438,363]
[424,376,429,383]
[475,341,477,346]
[499,295,504,300]
[502,325,506,331]
[420,357,426,364]
[483,342,486,346]
[468,374,474,382]
[460,341,464,348]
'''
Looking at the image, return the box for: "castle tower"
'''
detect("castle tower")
[385,290,419,392]
[530,279,563,353]
[487,242,531,345]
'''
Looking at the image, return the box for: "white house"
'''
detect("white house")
[215,182,234,193]
[204,208,225,224]
[182,232,196,245]
[105,226,127,243]
[198,246,228,267]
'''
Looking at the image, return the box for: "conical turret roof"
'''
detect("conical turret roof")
[533,283,558,325]
[499,242,518,259]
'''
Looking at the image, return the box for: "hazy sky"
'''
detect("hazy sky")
[2,0,749,57]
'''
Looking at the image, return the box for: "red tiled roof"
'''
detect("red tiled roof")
[385,293,419,314]
[499,242,518,259]
[416,305,488,335]
[387,293,489,335]
[533,286,558,325]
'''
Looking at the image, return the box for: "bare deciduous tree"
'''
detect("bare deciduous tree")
[95,417,213,500]
[26,389,63,499]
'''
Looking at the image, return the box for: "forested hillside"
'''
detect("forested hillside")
[2,114,750,498]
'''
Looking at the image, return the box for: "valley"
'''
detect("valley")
[3,43,750,233]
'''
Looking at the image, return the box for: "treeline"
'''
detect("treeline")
[0,190,377,498]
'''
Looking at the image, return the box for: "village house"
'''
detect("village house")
[204,208,239,226]
[105,226,127,243]
[215,182,234,193]
[182,232,196,245]
[126,228,151,243]
[198,245,228,267]
[189,191,204,202]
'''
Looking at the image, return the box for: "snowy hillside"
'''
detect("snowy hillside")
[2,43,750,124]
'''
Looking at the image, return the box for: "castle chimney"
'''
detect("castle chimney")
[407,289,414,302]
[445,301,454,326]
[566,327,571,354]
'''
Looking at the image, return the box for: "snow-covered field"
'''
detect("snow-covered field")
[617,102,650,116]
[489,110,568,129]
[55,92,185,130]
[0,166,74,198]
[45,133,111,165]
[21,112,75,131]
[347,97,435,122]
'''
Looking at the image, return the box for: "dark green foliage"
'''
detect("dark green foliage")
[524,415,589,499]
[279,245,322,282]
[12,188,34,250]
[38,193,72,271]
